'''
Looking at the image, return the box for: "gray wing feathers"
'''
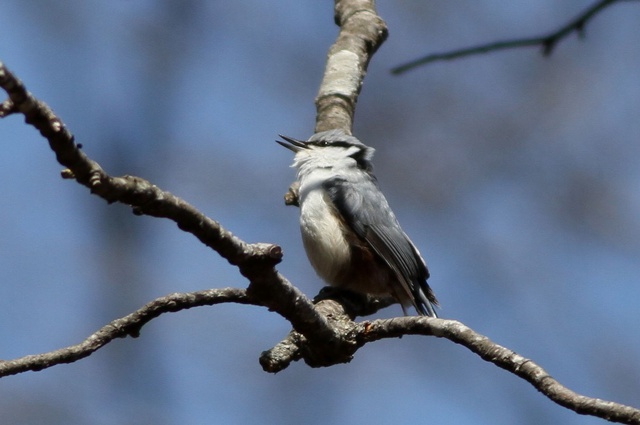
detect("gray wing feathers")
[323,176,438,316]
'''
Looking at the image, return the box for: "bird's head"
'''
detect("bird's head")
[277,129,375,173]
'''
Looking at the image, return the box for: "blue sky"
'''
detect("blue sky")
[1,2,639,424]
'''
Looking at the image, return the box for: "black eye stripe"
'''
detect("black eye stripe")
[309,140,353,148]
[308,139,371,171]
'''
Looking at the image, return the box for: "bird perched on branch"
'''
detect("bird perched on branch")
[277,129,438,316]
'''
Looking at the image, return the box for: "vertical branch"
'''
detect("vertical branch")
[314,0,388,133]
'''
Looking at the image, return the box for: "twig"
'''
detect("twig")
[0,288,251,378]
[392,0,624,74]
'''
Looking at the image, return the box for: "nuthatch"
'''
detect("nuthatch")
[277,129,438,316]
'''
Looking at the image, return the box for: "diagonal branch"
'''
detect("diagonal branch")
[0,61,249,264]
[262,311,640,423]
[359,317,640,425]
[392,0,629,74]
[0,60,342,363]
[0,288,252,378]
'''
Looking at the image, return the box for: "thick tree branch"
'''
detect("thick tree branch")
[392,0,631,74]
[314,0,388,133]
[0,288,251,378]
[261,288,396,372]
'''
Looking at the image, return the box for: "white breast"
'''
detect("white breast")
[299,186,351,286]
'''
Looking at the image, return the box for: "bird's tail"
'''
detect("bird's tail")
[416,284,439,317]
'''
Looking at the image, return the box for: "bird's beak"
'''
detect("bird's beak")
[276,135,307,153]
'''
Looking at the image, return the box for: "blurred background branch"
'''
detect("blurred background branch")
[392,0,633,73]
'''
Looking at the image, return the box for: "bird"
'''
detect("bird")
[277,129,438,316]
